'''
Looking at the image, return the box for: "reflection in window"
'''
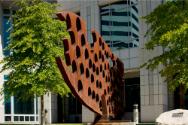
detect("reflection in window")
[100,0,139,48]
[4,75,11,114]
[2,15,11,56]
[14,97,34,114]
[5,98,11,114]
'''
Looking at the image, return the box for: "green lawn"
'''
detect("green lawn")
[137,123,155,125]
[52,124,85,125]
[0,124,85,125]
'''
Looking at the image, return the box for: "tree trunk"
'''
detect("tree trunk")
[41,95,45,125]
[179,84,185,108]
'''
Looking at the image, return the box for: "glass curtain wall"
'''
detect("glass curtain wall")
[100,0,139,49]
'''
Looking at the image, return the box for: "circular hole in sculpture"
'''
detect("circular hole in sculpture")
[80,63,84,74]
[99,101,102,111]
[85,49,89,59]
[102,55,104,62]
[92,32,97,43]
[100,65,102,72]
[86,68,90,78]
[76,17,81,31]
[66,14,71,29]
[76,46,81,58]
[99,82,102,88]
[99,51,102,59]
[92,91,95,99]
[106,52,109,58]
[102,43,105,50]
[92,64,96,72]
[81,34,86,46]
[91,74,94,83]
[96,67,99,75]
[69,31,75,44]
[88,87,91,96]
[96,94,99,102]
[72,60,77,73]
[104,89,107,95]
[89,59,92,68]
[94,54,98,62]
[99,37,102,46]
[63,39,69,52]
[102,71,105,78]
[65,53,71,66]
[96,80,99,88]
[78,80,83,91]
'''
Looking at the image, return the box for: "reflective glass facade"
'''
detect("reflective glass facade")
[2,9,10,56]
[100,0,139,48]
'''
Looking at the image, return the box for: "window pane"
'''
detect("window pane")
[2,16,11,56]
[5,98,11,114]
[14,97,34,114]
[30,116,34,121]
[14,116,18,121]
[4,79,11,114]
[5,116,11,121]
[3,9,10,14]
[25,116,29,121]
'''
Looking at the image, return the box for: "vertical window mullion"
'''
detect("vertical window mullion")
[11,96,14,122]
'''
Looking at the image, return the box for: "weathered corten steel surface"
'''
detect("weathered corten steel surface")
[56,11,124,117]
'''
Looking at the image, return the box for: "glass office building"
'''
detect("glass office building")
[100,0,139,48]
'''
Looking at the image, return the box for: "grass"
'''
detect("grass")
[137,123,155,125]
[51,124,85,125]
[0,124,85,125]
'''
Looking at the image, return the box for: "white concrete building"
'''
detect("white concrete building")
[0,0,183,124]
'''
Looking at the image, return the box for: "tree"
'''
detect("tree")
[143,0,188,108]
[0,0,70,124]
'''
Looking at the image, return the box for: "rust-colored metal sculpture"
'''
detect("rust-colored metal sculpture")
[56,11,124,118]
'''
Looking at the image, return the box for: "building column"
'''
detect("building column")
[50,93,58,123]
[138,0,168,122]
[0,3,4,123]
[82,105,95,123]
[44,93,52,124]
[0,73,4,123]
[140,67,168,122]
[10,96,14,122]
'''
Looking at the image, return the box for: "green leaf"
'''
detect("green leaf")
[143,0,188,93]
[1,0,70,101]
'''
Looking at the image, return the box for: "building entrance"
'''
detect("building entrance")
[124,77,140,120]
[57,94,82,123]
